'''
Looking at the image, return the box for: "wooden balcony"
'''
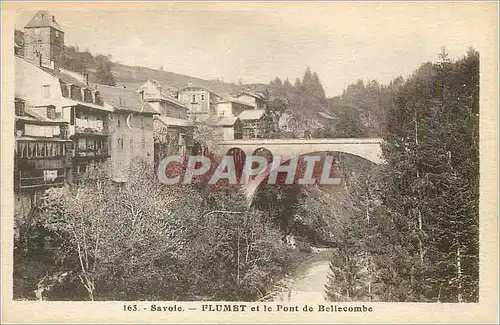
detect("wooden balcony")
[16,156,72,170]
[14,170,66,191]
[74,148,110,159]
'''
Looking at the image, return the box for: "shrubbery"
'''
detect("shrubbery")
[14,161,295,301]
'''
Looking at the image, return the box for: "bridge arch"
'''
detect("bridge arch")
[246,150,378,207]
[251,147,273,163]
[226,147,247,182]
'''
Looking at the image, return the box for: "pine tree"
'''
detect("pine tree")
[312,72,326,99]
[381,49,479,302]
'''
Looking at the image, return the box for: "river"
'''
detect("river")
[270,248,332,302]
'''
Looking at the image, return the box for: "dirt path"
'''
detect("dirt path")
[271,248,332,302]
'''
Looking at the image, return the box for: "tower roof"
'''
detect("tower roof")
[24,11,63,32]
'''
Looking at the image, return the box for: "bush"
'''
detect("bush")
[14,161,293,301]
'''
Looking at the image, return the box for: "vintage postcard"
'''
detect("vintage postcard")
[1,1,498,324]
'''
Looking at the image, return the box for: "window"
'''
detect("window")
[117,138,122,151]
[15,100,25,116]
[117,116,121,127]
[141,116,144,129]
[192,95,197,103]
[72,86,82,101]
[83,89,92,103]
[55,31,60,38]
[130,138,133,148]
[46,106,56,119]
[42,85,51,99]
[201,94,205,101]
[141,136,145,149]
[95,92,103,106]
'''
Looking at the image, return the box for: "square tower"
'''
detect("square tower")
[23,11,64,69]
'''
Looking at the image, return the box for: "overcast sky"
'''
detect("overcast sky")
[14,3,495,97]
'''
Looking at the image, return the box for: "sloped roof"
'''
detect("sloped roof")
[216,116,240,126]
[60,97,114,112]
[218,98,255,108]
[97,85,156,114]
[24,11,64,32]
[15,97,67,124]
[154,115,192,127]
[178,84,223,99]
[146,95,190,110]
[138,79,187,109]
[40,66,87,88]
[24,108,67,124]
[16,110,67,125]
[234,91,265,100]
[238,109,266,121]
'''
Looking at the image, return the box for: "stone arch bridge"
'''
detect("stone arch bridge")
[216,138,384,205]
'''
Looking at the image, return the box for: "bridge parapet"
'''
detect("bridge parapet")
[217,138,384,164]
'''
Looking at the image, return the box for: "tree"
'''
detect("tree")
[191,119,223,155]
[330,106,367,138]
[95,55,116,86]
[381,49,479,302]
[36,162,188,300]
[270,77,283,87]
[312,72,326,99]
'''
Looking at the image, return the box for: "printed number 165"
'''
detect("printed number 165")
[124,305,138,311]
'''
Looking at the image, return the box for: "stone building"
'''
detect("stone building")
[96,85,156,182]
[23,10,65,70]
[177,84,223,121]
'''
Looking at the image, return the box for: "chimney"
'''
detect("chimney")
[139,90,145,101]
[52,15,56,22]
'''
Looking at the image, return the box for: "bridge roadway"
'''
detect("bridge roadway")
[217,138,384,164]
[215,138,384,204]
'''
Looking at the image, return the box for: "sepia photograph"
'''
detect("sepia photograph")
[1,1,498,323]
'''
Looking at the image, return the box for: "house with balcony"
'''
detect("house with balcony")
[15,10,115,180]
[14,98,73,217]
[15,56,114,180]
